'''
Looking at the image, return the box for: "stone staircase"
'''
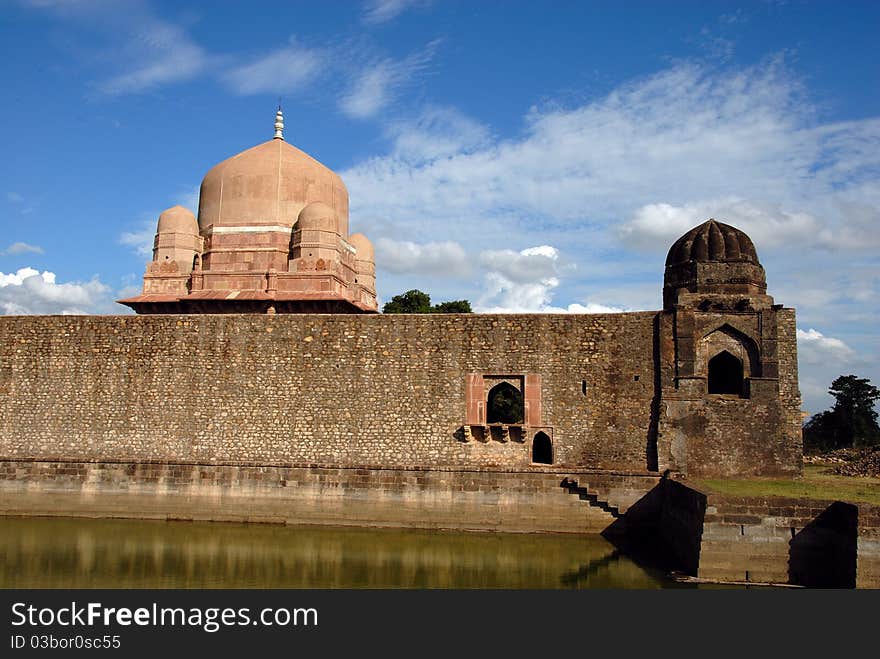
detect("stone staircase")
[561,477,623,519]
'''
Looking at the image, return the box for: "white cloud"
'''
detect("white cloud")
[478,245,561,284]
[474,270,625,314]
[375,238,469,276]
[344,59,880,256]
[223,40,325,95]
[362,0,425,25]
[814,182,880,250]
[619,198,821,251]
[339,56,880,376]
[475,245,599,313]
[116,283,142,299]
[476,271,559,314]
[340,62,400,119]
[119,221,154,258]
[6,192,23,203]
[97,21,209,95]
[0,267,116,315]
[24,0,444,116]
[23,0,210,95]
[119,186,199,258]
[340,43,437,119]
[796,328,856,365]
[387,106,491,161]
[375,240,619,313]
[795,328,869,415]
[475,285,628,313]
[1,242,44,256]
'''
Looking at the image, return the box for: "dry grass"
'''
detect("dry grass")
[693,464,880,506]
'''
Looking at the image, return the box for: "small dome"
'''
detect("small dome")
[666,219,759,267]
[157,206,197,234]
[349,233,374,260]
[297,201,338,232]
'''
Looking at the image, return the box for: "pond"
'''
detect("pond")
[0,516,691,589]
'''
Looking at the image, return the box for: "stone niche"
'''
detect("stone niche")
[700,323,761,398]
[461,373,547,452]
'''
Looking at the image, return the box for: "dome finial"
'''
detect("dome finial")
[273,103,284,140]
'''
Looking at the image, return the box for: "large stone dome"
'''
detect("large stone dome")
[665,219,759,267]
[197,137,349,235]
[120,107,378,315]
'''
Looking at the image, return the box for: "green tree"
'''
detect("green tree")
[803,375,880,453]
[432,300,472,313]
[382,290,472,314]
[829,375,880,448]
[382,289,432,314]
[803,410,844,453]
[487,383,524,424]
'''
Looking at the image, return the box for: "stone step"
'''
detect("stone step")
[560,477,623,519]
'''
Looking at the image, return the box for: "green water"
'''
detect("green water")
[0,517,679,589]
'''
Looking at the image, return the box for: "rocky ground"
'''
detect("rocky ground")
[804,447,880,477]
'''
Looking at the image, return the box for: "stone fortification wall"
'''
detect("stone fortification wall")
[776,308,805,469]
[0,313,658,471]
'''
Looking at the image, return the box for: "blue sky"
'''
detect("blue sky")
[1,0,878,415]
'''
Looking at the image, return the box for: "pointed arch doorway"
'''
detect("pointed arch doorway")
[532,431,552,465]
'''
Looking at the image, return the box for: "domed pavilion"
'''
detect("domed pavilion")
[663,218,772,310]
[119,108,377,314]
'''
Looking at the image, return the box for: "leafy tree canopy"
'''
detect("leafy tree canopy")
[433,300,472,313]
[382,290,472,314]
[803,375,880,453]
[382,289,432,314]
[487,383,524,424]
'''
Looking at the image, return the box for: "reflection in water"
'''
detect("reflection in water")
[0,517,677,589]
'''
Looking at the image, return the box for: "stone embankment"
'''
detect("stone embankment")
[615,478,880,589]
[0,459,659,534]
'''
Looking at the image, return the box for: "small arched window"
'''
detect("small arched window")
[708,350,744,396]
[486,382,524,424]
[532,432,552,464]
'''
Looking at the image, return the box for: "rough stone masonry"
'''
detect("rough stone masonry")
[0,305,800,478]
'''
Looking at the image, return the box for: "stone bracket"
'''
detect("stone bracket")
[461,424,525,443]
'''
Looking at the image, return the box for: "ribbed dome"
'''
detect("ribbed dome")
[197,138,349,234]
[666,220,759,267]
[157,205,197,233]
